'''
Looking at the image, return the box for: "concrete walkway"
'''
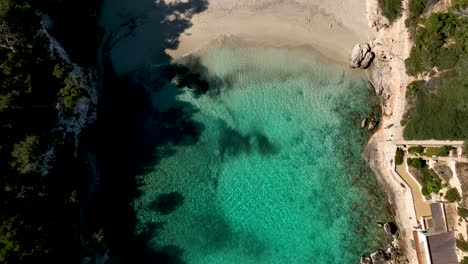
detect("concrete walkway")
[392,140,464,147]
[406,154,468,163]
[395,164,432,220]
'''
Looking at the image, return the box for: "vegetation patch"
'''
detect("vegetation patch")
[408,0,426,22]
[58,77,81,110]
[462,256,468,264]
[424,145,454,157]
[453,0,468,8]
[407,158,442,195]
[457,235,468,252]
[405,13,462,75]
[408,145,425,154]
[420,168,442,195]
[407,157,426,168]
[405,0,437,35]
[378,0,402,23]
[0,0,89,261]
[395,147,404,165]
[458,207,468,220]
[403,10,468,140]
[445,187,461,202]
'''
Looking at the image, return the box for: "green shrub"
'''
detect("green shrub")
[58,78,81,110]
[409,0,426,18]
[408,145,425,154]
[457,236,468,252]
[10,136,39,174]
[422,185,430,196]
[406,80,426,98]
[378,0,402,23]
[446,188,461,202]
[416,167,442,195]
[458,207,468,219]
[425,180,441,194]
[407,158,426,168]
[435,46,461,70]
[461,256,468,264]
[52,64,71,79]
[406,0,436,34]
[0,216,22,263]
[452,0,468,8]
[395,148,405,165]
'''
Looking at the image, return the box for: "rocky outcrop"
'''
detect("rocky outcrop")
[361,51,375,69]
[350,43,375,69]
[40,15,97,154]
[361,118,368,129]
[387,245,410,264]
[365,0,390,31]
[368,119,378,130]
[363,244,409,264]
[350,43,370,67]
[383,222,398,235]
[370,250,389,264]
[360,254,373,264]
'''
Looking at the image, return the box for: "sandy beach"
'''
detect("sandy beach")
[166,0,372,63]
[164,0,418,261]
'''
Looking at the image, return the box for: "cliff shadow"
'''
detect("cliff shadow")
[102,0,209,75]
[95,0,209,263]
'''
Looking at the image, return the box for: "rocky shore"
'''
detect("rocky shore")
[354,0,417,263]
[350,43,375,69]
[358,221,409,264]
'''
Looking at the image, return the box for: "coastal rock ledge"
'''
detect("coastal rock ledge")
[361,245,409,264]
[350,43,375,69]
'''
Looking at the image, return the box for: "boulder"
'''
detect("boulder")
[387,245,397,256]
[370,251,389,264]
[361,118,368,129]
[360,51,375,69]
[360,254,373,264]
[383,222,398,235]
[350,43,371,68]
[368,119,377,130]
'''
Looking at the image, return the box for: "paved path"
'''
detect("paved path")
[406,154,468,163]
[395,164,432,220]
[392,140,464,147]
[437,156,468,163]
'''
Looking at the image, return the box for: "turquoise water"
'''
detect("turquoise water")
[134,42,390,263]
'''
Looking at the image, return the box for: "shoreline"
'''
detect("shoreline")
[175,35,369,81]
[364,0,417,262]
[166,0,372,65]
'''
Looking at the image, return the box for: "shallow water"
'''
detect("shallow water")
[134,42,390,263]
